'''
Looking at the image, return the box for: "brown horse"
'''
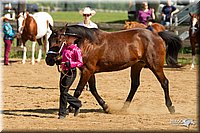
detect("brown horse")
[188,12,199,69]
[17,11,53,64]
[124,21,166,32]
[46,25,182,114]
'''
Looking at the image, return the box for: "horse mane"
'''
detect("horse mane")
[66,25,99,44]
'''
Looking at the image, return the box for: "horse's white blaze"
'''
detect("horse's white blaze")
[17,16,24,34]
[192,18,198,27]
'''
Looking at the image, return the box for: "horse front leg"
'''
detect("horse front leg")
[88,74,109,113]
[36,39,43,63]
[73,68,92,98]
[72,69,109,113]
[190,40,196,69]
[22,46,27,64]
[31,41,37,65]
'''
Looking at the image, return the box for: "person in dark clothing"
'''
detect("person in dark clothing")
[161,0,179,26]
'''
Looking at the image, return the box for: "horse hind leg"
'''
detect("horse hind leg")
[150,66,175,114]
[121,62,145,112]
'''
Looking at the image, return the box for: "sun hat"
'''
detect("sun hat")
[79,7,96,16]
[1,13,12,21]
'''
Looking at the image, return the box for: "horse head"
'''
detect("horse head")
[17,11,30,34]
[46,24,98,66]
[189,12,199,34]
[45,24,67,66]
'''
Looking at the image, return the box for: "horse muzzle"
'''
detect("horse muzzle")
[45,53,56,66]
[45,57,55,66]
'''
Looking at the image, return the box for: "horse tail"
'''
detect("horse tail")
[158,31,182,67]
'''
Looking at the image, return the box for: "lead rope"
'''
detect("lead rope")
[60,67,74,88]
[56,42,74,88]
[56,42,65,73]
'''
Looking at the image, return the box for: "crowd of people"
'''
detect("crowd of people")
[135,0,179,31]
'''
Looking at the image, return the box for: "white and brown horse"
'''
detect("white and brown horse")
[188,12,199,69]
[17,11,53,64]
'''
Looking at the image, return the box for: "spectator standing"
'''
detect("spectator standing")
[78,7,98,28]
[2,14,15,65]
[137,2,155,25]
[161,0,179,26]
[78,6,98,90]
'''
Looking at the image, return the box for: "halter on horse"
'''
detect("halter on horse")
[17,11,53,64]
[188,12,199,69]
[46,24,182,114]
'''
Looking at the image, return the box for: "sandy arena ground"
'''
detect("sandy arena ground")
[1,58,199,132]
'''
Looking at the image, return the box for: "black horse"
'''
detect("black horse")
[46,24,182,114]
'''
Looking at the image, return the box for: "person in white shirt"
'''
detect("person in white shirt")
[78,7,98,91]
[78,7,98,28]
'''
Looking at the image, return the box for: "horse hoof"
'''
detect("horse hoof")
[103,104,110,113]
[168,106,175,114]
[68,105,73,112]
[190,64,194,70]
[120,106,128,112]
[22,61,25,64]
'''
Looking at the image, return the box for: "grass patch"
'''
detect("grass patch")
[49,11,128,23]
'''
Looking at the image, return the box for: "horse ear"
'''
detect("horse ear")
[189,12,192,17]
[49,23,53,31]
[25,11,29,15]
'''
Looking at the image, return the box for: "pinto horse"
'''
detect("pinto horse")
[124,21,166,32]
[188,13,199,69]
[17,11,53,64]
[46,25,182,114]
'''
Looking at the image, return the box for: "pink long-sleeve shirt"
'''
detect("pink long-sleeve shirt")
[61,44,83,71]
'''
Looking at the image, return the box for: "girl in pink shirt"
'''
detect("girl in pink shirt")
[58,33,83,119]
